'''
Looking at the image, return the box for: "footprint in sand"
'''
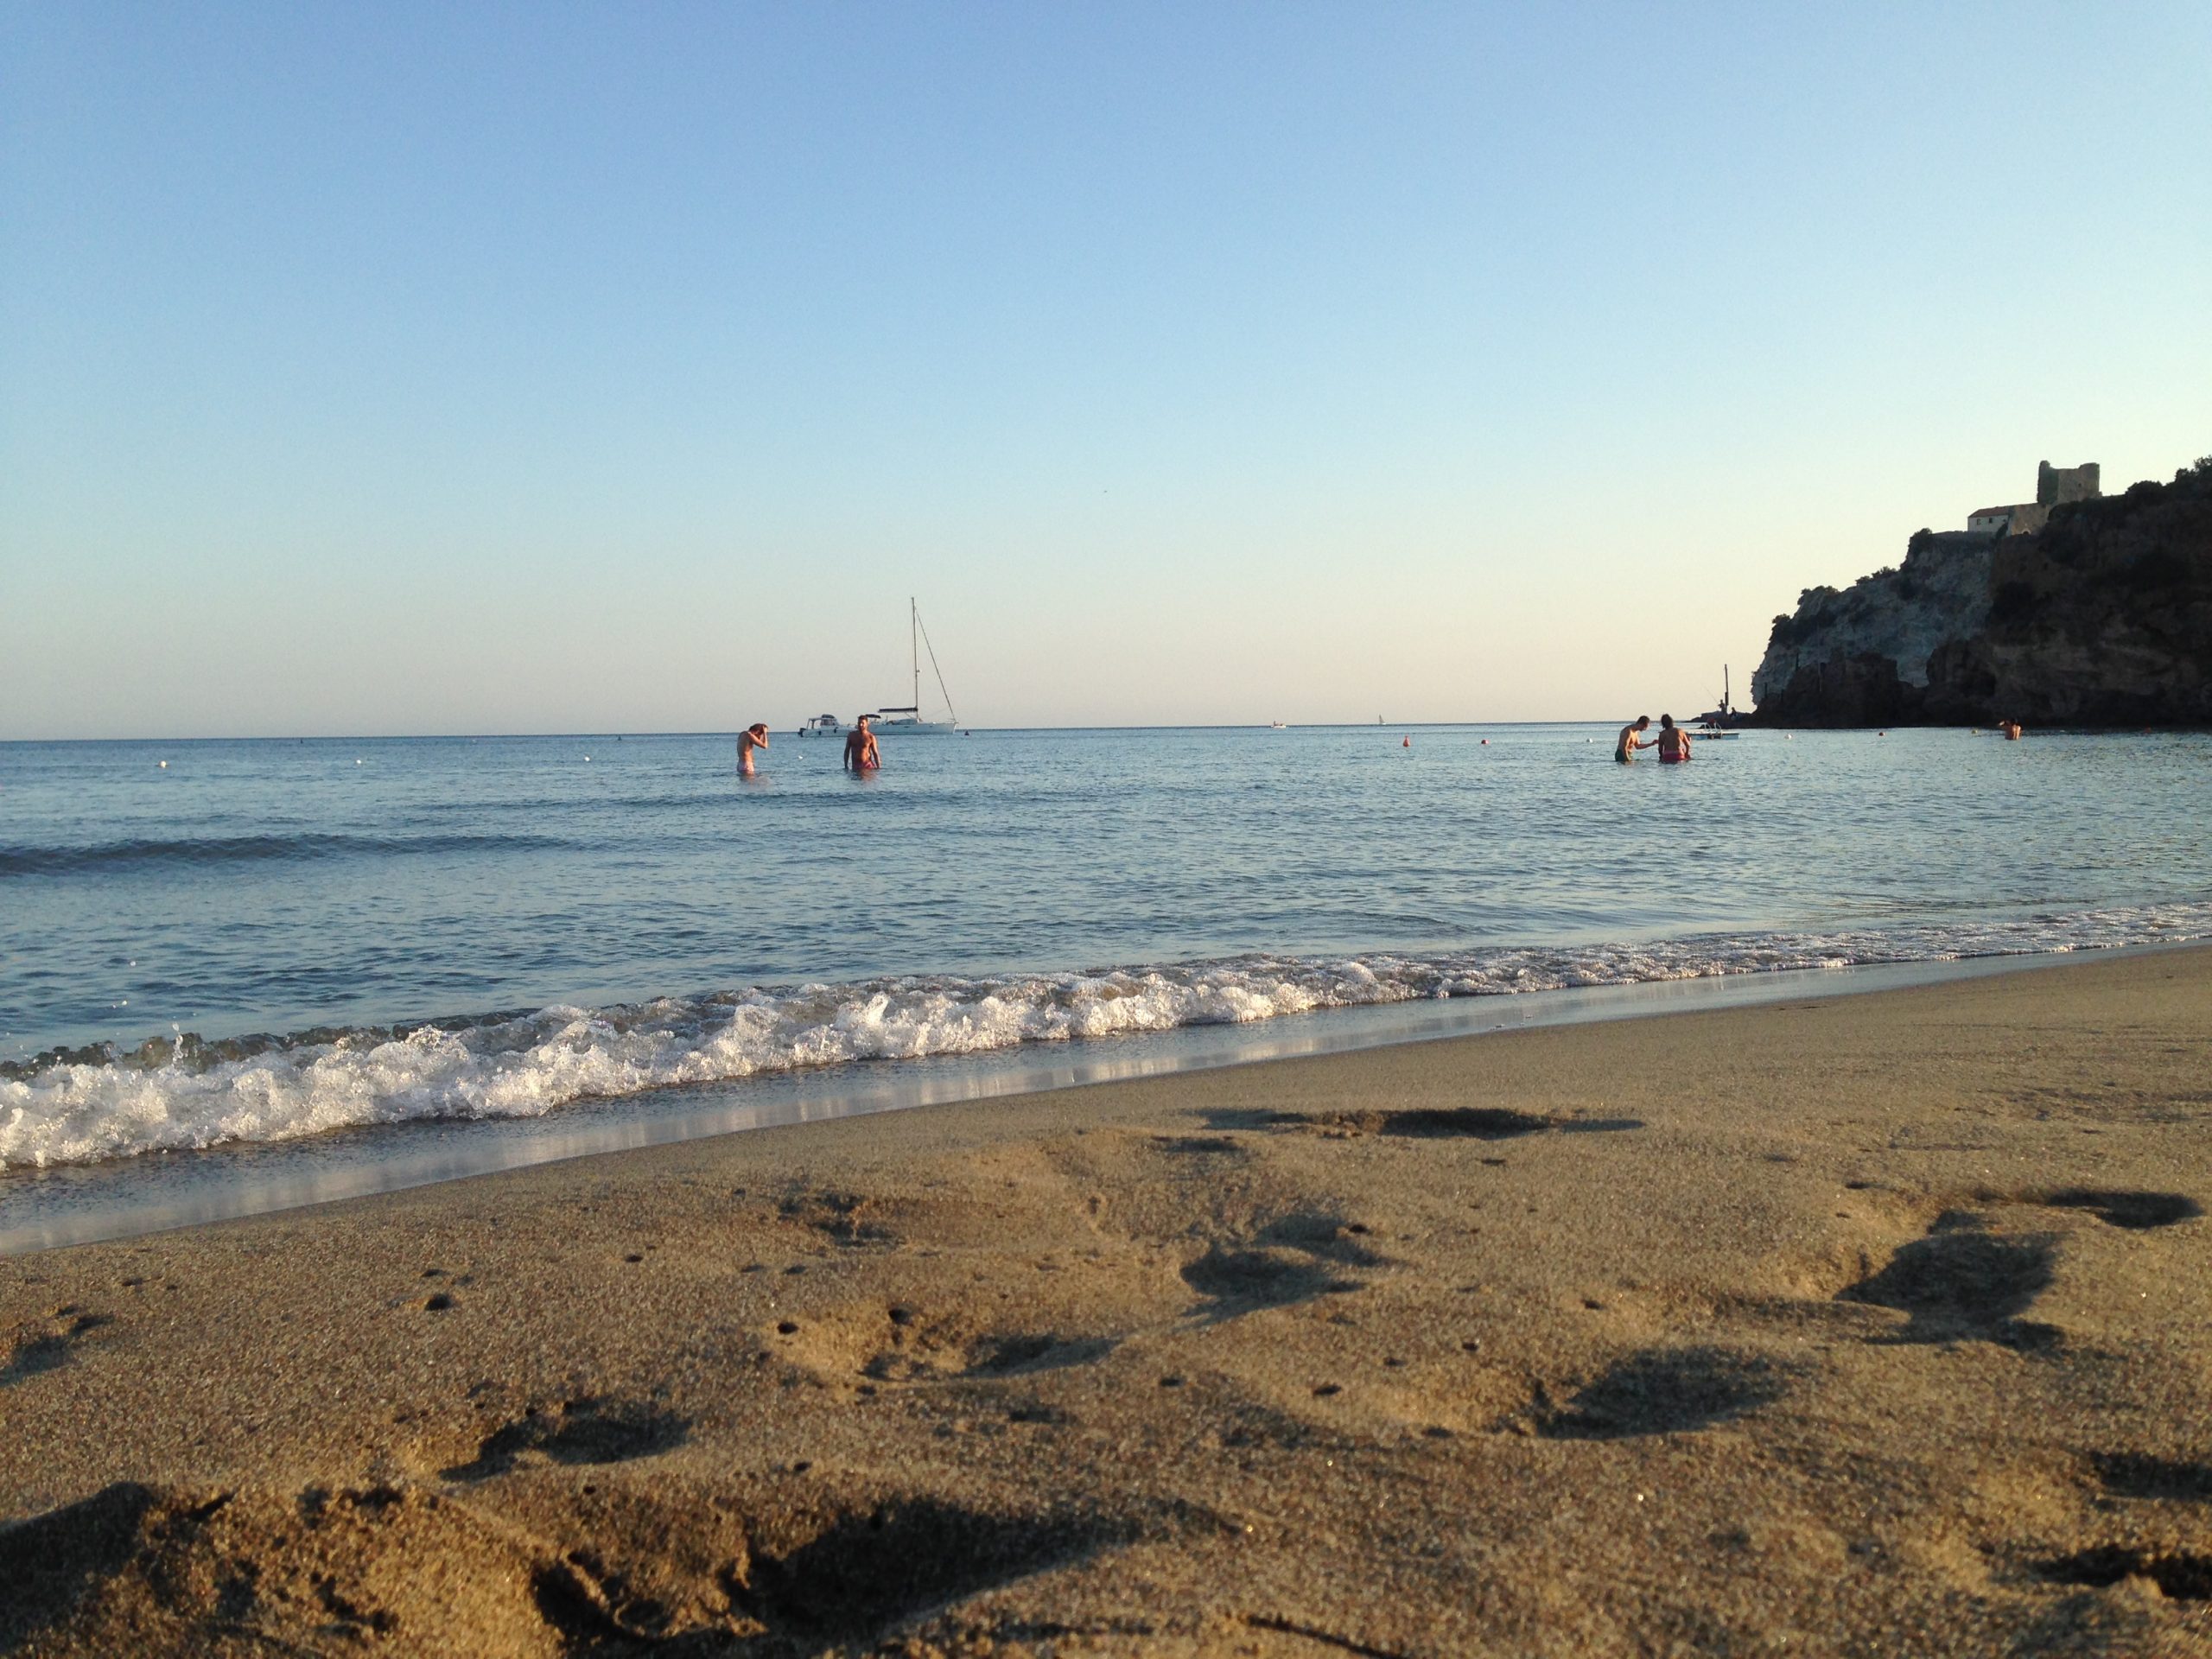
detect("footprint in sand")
[1180,1212,1384,1321]
[1218,1105,1641,1141]
[2088,1451,2212,1503]
[2036,1545,2212,1601]
[1839,1213,2058,1348]
[1533,1346,1796,1440]
[862,1324,1114,1384]
[2028,1188,2202,1230]
[721,1497,1135,1649]
[0,1484,498,1651]
[1257,1212,1387,1265]
[1150,1134,1249,1157]
[1176,1211,1380,1327]
[1,1306,111,1389]
[441,1397,689,1480]
[1181,1249,1355,1317]
[778,1189,896,1249]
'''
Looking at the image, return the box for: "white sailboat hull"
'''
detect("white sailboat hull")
[872,719,957,735]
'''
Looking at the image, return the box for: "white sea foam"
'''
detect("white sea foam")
[4,902,2208,1169]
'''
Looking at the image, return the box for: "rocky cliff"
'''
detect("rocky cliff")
[1751,459,2212,727]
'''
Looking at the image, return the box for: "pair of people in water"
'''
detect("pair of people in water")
[738,715,882,776]
[1616,714,1692,764]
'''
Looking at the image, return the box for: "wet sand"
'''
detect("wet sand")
[3,946,2209,1656]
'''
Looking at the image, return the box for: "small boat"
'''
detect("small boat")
[1269,721,1287,729]
[799,714,842,737]
[872,599,961,734]
[1697,664,1749,731]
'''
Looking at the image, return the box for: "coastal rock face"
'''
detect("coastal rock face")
[1751,460,2212,726]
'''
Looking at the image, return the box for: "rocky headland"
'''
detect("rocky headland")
[1750,457,2212,727]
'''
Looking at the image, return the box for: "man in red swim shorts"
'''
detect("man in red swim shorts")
[842,715,880,773]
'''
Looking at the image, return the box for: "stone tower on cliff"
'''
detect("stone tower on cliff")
[1967,461,2101,537]
[2037,461,2100,507]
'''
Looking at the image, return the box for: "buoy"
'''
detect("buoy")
[1480,738,1488,745]
[158,760,168,768]
[1402,736,1410,747]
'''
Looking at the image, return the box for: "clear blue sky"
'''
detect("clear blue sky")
[5,2,2207,737]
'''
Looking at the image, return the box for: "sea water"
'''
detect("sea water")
[3,726,2209,1233]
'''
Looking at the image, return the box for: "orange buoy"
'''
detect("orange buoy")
[1402,736,1410,747]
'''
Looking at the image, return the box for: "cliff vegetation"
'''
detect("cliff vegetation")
[1751,457,2212,727]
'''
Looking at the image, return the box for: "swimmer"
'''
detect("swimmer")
[1655,714,1692,763]
[1615,715,1653,763]
[737,722,770,777]
[842,714,880,773]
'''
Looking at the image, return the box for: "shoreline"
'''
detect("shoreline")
[5,944,2209,1654]
[3,937,2192,1257]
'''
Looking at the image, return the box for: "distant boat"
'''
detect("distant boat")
[1269,721,1287,729]
[872,598,960,734]
[1697,665,1748,730]
[798,714,842,737]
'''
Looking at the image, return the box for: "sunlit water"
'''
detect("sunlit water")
[4,724,2209,1179]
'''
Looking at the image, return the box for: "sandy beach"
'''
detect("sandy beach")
[3,945,2209,1656]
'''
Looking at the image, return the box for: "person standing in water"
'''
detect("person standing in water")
[1615,715,1653,762]
[1655,714,1693,763]
[842,715,880,773]
[737,723,770,777]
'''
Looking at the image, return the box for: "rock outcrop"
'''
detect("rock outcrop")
[1751,459,2212,727]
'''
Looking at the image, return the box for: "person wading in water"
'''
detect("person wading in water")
[738,723,770,777]
[842,715,880,773]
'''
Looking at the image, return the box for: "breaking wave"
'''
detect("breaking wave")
[4,901,2208,1169]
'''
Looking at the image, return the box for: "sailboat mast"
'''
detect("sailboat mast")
[912,602,959,728]
[911,597,919,715]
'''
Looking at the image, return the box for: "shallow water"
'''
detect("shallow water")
[3,723,2209,1173]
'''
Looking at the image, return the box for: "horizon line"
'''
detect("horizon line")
[0,718,1695,745]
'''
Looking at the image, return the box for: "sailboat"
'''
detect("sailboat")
[871,599,961,735]
[1696,665,1745,733]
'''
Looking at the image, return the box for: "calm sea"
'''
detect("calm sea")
[4,724,2209,1189]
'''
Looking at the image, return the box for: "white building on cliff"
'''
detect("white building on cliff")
[1966,461,2100,537]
